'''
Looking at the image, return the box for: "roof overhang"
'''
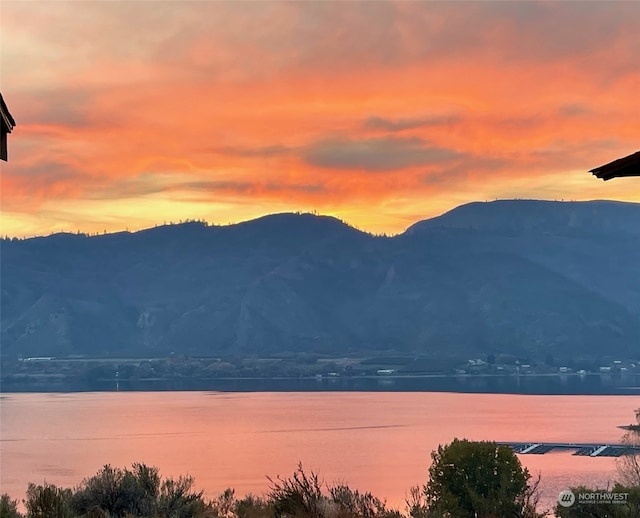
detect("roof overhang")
[590,150,640,180]
[0,93,16,133]
[0,93,16,161]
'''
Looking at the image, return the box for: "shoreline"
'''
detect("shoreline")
[1,371,639,396]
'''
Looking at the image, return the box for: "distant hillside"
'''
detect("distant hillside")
[405,200,640,237]
[1,201,639,361]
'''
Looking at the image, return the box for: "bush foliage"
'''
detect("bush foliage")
[2,462,402,518]
[423,438,543,518]
[3,437,639,518]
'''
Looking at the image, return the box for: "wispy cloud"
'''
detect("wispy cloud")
[363,115,461,133]
[212,145,292,159]
[302,138,463,172]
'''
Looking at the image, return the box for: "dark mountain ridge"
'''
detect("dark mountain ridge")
[406,199,640,236]
[1,201,639,361]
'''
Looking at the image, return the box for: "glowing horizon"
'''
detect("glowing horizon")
[2,1,639,238]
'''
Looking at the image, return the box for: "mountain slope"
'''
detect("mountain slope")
[1,203,639,361]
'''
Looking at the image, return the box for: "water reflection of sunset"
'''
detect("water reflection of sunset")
[0,392,629,513]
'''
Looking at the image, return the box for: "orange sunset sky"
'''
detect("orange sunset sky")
[1,1,639,237]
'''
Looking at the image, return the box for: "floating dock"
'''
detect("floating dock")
[497,442,640,457]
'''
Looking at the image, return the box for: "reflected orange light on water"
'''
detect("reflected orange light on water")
[0,392,631,513]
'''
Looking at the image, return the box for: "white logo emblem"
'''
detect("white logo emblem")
[558,489,576,507]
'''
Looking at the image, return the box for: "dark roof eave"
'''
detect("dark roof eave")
[590,150,640,181]
[0,93,16,131]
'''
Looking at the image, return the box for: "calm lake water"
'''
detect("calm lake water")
[0,392,635,513]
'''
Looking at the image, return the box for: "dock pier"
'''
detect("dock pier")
[497,441,640,457]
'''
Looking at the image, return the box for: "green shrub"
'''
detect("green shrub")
[329,485,402,518]
[70,463,214,518]
[0,494,23,518]
[24,483,73,518]
[235,494,274,518]
[423,439,544,518]
[268,463,324,518]
[71,465,125,516]
[157,474,213,518]
[211,488,236,518]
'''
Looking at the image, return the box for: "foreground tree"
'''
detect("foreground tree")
[617,432,640,488]
[71,464,158,517]
[268,463,325,518]
[70,463,214,518]
[0,494,22,518]
[24,483,73,518]
[423,438,543,518]
[157,474,213,518]
[617,409,640,487]
[268,463,402,518]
